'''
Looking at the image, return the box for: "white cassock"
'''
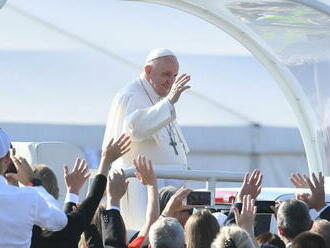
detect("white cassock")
[103,77,189,230]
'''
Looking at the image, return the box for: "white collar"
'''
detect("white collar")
[139,78,162,102]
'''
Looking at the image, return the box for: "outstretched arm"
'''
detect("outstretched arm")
[133,155,159,239]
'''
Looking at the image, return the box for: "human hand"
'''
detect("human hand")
[296,172,325,211]
[166,74,191,104]
[161,187,193,217]
[134,155,157,187]
[64,158,91,195]
[290,173,308,188]
[107,169,129,207]
[10,156,34,186]
[270,200,282,220]
[102,134,131,163]
[238,169,262,202]
[233,195,256,233]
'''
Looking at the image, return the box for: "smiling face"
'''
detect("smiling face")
[144,56,179,97]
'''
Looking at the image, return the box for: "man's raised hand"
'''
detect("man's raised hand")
[233,195,256,234]
[102,134,131,163]
[134,155,157,187]
[290,173,308,188]
[296,172,325,212]
[106,169,129,208]
[161,187,192,217]
[64,158,90,195]
[238,169,263,202]
[10,156,34,186]
[167,74,191,105]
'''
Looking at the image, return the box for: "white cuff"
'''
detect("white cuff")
[106,206,120,212]
[65,192,79,204]
[166,99,176,120]
[317,203,330,216]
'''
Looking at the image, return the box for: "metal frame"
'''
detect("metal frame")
[123,168,244,206]
[127,0,329,174]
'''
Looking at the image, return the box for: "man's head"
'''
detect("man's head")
[143,48,179,97]
[277,199,312,242]
[291,231,326,248]
[0,129,11,175]
[149,217,185,248]
[311,219,330,248]
[159,186,192,227]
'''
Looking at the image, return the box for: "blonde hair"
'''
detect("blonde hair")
[211,225,255,248]
[33,164,59,199]
[185,209,220,248]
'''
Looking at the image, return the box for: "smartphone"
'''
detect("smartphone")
[255,201,275,214]
[5,144,17,174]
[186,191,211,206]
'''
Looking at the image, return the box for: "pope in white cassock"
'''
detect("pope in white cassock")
[103,48,191,230]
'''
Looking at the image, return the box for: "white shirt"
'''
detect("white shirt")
[0,176,68,248]
[103,78,189,169]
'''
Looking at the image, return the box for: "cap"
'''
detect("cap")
[145,48,176,64]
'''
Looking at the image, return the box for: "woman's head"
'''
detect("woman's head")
[185,209,220,248]
[256,232,285,248]
[33,164,59,199]
[212,225,255,248]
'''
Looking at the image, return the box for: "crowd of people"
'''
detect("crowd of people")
[0,128,329,248]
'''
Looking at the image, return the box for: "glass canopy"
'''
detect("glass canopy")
[135,0,330,175]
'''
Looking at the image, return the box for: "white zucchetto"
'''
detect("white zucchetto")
[145,48,176,64]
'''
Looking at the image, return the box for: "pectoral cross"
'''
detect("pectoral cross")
[170,139,179,155]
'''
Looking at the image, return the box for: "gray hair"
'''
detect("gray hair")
[149,217,185,248]
[277,199,312,240]
[211,225,255,248]
[311,219,330,247]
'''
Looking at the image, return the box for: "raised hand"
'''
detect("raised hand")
[296,172,325,211]
[134,155,157,187]
[290,173,308,188]
[10,156,34,186]
[166,74,191,104]
[99,134,131,176]
[102,134,131,163]
[238,169,263,202]
[106,169,129,207]
[161,187,193,217]
[63,158,91,195]
[233,195,256,235]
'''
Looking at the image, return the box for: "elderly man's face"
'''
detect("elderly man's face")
[147,56,179,97]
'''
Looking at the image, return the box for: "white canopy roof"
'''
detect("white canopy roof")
[1,0,330,174]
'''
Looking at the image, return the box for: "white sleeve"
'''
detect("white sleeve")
[126,98,176,141]
[64,192,79,204]
[33,190,68,231]
[32,186,62,210]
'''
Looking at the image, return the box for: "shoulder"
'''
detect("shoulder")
[116,79,144,99]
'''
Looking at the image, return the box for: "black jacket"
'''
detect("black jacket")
[31,174,107,248]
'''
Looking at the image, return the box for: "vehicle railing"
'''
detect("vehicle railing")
[123,168,244,207]
[89,168,244,206]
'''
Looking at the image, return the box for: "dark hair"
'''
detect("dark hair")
[292,231,326,248]
[159,186,177,213]
[256,232,285,248]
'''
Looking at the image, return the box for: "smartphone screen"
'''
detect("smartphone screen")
[255,201,275,214]
[186,191,211,206]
